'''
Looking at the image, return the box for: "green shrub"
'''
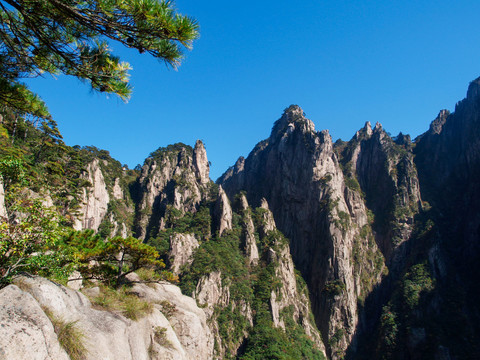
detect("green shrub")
[153,326,171,347]
[323,280,345,296]
[42,308,87,360]
[90,285,153,320]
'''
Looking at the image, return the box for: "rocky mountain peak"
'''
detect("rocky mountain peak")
[373,121,383,132]
[270,104,316,142]
[354,121,373,140]
[428,109,450,135]
[466,76,480,101]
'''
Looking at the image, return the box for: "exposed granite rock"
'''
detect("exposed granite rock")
[169,233,200,275]
[193,270,252,358]
[193,140,210,185]
[131,276,215,360]
[258,198,276,235]
[0,178,6,218]
[194,271,230,318]
[268,242,326,356]
[0,275,214,360]
[341,120,422,267]
[112,177,124,200]
[214,186,232,236]
[238,194,259,265]
[0,284,69,360]
[220,105,386,358]
[135,143,210,241]
[73,159,110,231]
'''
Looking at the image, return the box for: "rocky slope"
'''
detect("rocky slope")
[0,275,214,360]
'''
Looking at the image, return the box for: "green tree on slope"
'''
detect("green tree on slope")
[0,0,199,118]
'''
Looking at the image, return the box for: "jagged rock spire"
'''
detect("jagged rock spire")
[238,194,259,265]
[270,105,316,142]
[429,109,450,135]
[467,76,480,101]
[193,140,210,185]
[215,185,233,236]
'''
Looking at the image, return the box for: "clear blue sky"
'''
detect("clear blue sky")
[26,0,480,180]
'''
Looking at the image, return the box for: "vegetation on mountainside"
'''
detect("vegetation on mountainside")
[62,229,165,286]
[0,115,167,289]
[375,262,436,359]
[0,114,138,224]
[0,187,72,286]
[150,200,324,359]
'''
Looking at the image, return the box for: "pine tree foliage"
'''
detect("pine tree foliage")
[0,0,199,117]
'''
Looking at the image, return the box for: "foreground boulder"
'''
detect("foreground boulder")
[0,276,214,360]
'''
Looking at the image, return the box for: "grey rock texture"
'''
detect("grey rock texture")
[341,121,422,268]
[0,284,69,360]
[135,143,211,241]
[238,194,259,265]
[0,178,6,218]
[169,233,200,275]
[220,105,386,358]
[0,275,213,360]
[193,140,210,185]
[214,186,233,236]
[268,238,326,356]
[194,271,230,319]
[73,159,110,231]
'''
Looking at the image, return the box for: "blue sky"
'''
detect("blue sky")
[26,0,480,180]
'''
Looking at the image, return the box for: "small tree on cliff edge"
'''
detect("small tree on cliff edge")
[0,0,199,119]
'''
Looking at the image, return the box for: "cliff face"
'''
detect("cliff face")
[220,106,386,358]
[134,141,211,241]
[71,155,136,239]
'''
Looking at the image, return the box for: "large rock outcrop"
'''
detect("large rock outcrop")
[214,186,232,236]
[135,143,211,241]
[220,105,386,358]
[73,159,110,231]
[169,233,200,275]
[0,275,214,360]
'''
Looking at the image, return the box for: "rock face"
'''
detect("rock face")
[194,271,230,319]
[134,143,211,241]
[0,178,6,218]
[169,233,200,274]
[220,105,385,358]
[340,121,422,269]
[214,186,232,236]
[193,140,210,185]
[0,284,69,360]
[268,243,326,353]
[0,275,214,360]
[238,194,259,265]
[73,159,110,231]
[71,158,134,238]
